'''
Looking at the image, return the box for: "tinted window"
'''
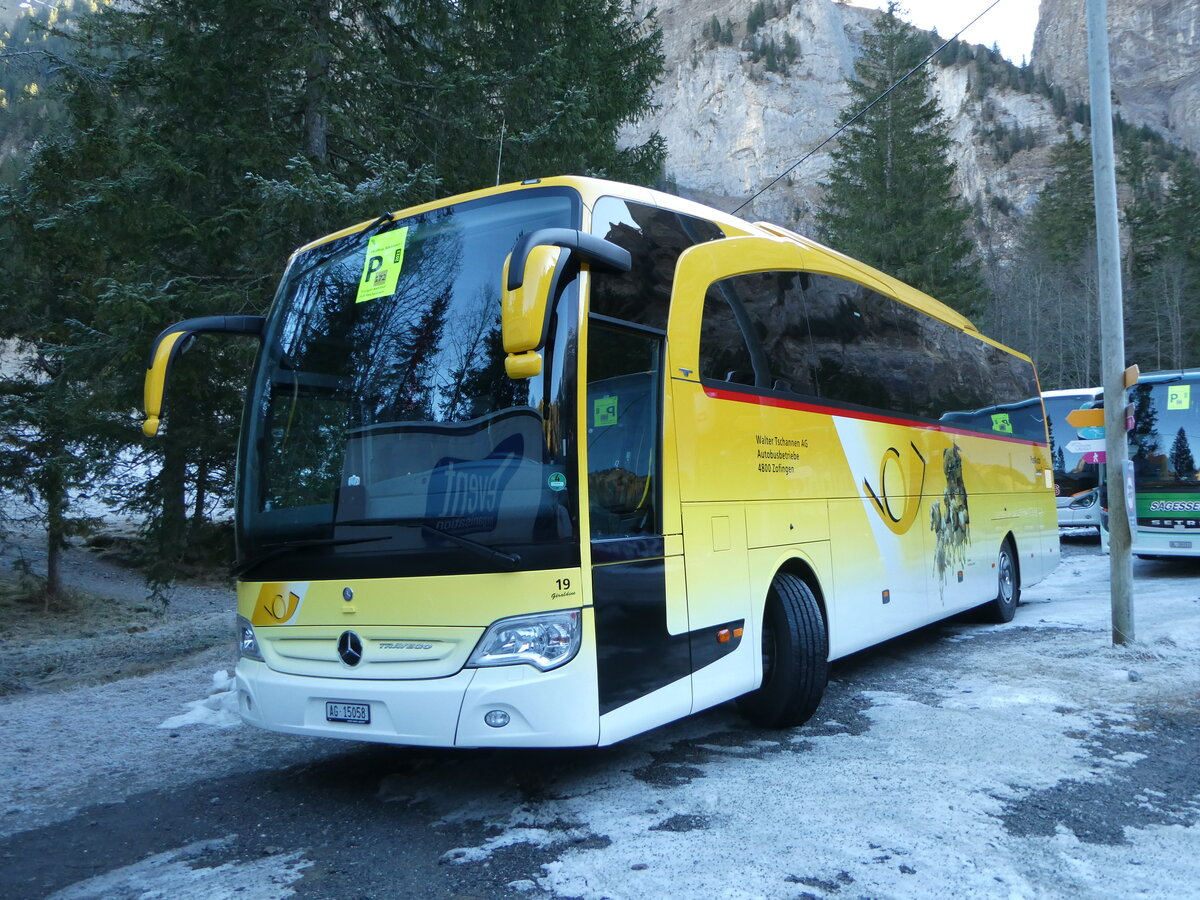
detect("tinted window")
[237,189,581,580]
[1043,393,1101,494]
[699,271,1044,441]
[589,197,723,331]
[587,325,662,538]
[1129,380,1200,488]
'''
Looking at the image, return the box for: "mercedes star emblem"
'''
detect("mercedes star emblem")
[337,630,364,667]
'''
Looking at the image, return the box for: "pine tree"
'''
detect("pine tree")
[0,0,665,601]
[1119,138,1164,282]
[1027,133,1095,268]
[1160,156,1200,273]
[1170,426,1196,481]
[816,2,983,315]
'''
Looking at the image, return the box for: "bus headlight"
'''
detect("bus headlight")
[1069,490,1098,509]
[237,615,264,661]
[467,609,581,671]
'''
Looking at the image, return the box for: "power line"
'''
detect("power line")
[730,0,1005,217]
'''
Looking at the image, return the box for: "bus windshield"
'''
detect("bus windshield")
[236,188,582,581]
[1129,378,1200,490]
[1042,392,1101,498]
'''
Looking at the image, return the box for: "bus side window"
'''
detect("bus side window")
[699,271,817,397]
[589,197,723,331]
[587,324,661,537]
[699,280,757,384]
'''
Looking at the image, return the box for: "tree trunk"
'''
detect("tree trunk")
[41,421,67,613]
[192,452,209,527]
[304,0,331,163]
[158,433,189,573]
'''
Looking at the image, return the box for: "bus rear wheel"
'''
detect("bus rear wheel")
[978,539,1020,624]
[737,573,829,728]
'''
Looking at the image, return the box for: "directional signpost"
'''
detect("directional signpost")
[1066,405,1110,547]
[1066,407,1108,464]
[1065,407,1105,429]
[1088,0,1134,646]
[1066,438,1106,455]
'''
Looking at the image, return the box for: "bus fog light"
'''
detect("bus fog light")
[484,710,511,728]
[467,609,581,671]
[237,615,264,661]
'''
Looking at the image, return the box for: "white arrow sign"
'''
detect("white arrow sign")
[1066,438,1106,454]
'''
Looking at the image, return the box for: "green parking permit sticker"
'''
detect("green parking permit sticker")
[991,412,1013,434]
[1169,385,1191,411]
[355,227,409,304]
[547,472,567,492]
[594,395,618,427]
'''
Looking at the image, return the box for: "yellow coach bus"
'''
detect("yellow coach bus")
[143,176,1059,747]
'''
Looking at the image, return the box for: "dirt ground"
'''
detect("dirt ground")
[0,521,237,697]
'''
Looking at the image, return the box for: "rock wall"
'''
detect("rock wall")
[624,0,1195,261]
[622,0,875,225]
[623,0,1068,249]
[1032,0,1200,155]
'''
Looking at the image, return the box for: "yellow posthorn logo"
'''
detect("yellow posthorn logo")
[252,583,306,625]
[863,442,927,535]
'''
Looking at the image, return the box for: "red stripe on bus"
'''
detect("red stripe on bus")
[700,385,1046,447]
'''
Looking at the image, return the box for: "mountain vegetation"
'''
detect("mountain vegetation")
[2,0,1200,605]
[817,3,983,315]
[0,0,665,604]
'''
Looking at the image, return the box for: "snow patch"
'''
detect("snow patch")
[47,835,311,900]
[158,670,241,730]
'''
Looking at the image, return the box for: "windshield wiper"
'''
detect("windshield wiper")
[334,517,522,569]
[288,211,397,283]
[231,534,390,576]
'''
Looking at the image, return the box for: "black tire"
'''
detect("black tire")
[978,539,1020,624]
[736,573,829,728]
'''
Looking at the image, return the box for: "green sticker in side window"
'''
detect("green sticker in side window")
[991,412,1013,434]
[594,395,618,427]
[355,226,409,304]
[1169,385,1191,411]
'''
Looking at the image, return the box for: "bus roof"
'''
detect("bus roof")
[287,174,992,347]
[1134,368,1200,385]
[1041,387,1101,399]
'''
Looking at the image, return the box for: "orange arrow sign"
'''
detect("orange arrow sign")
[1066,407,1105,428]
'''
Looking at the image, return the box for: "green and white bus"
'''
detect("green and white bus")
[1128,368,1200,558]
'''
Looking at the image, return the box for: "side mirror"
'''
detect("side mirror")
[499,228,631,379]
[501,245,562,378]
[143,315,265,436]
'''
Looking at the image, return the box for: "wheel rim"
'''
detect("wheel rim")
[998,548,1015,605]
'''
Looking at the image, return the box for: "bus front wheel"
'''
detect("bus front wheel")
[978,539,1020,624]
[737,573,829,728]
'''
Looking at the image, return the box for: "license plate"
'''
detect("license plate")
[1170,541,1192,549]
[326,701,370,724]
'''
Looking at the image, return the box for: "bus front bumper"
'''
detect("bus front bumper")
[234,654,600,748]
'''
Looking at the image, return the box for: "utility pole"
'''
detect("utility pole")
[1086,0,1134,644]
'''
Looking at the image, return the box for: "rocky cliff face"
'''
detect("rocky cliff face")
[623,0,1068,250]
[622,0,874,225]
[624,0,1191,258]
[1033,0,1200,155]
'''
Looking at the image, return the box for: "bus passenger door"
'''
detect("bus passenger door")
[586,322,692,744]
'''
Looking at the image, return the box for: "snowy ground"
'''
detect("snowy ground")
[0,535,1198,898]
